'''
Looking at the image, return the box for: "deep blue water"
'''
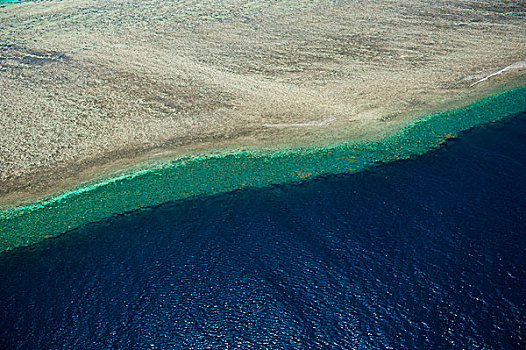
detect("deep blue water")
[1,113,526,349]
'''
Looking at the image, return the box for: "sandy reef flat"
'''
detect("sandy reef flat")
[0,0,525,207]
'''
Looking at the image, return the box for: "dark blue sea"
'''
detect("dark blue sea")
[1,113,525,349]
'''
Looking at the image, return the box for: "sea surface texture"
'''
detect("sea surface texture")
[0,112,525,348]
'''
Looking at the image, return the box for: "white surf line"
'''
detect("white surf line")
[470,59,526,87]
[263,116,336,128]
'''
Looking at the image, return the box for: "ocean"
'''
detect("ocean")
[0,111,525,348]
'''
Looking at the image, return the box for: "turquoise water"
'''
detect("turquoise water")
[0,0,51,5]
[1,87,526,251]
[0,0,41,3]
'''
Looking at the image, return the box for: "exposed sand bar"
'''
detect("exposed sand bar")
[0,0,525,208]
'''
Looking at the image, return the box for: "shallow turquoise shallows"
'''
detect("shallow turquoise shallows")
[1,87,526,251]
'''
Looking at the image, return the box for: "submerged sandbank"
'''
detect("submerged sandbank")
[1,87,525,252]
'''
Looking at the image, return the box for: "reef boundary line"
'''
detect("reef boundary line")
[1,87,525,252]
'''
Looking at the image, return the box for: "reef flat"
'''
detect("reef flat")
[0,0,525,250]
[1,87,525,251]
[1,0,525,203]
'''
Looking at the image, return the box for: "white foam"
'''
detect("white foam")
[470,59,526,87]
